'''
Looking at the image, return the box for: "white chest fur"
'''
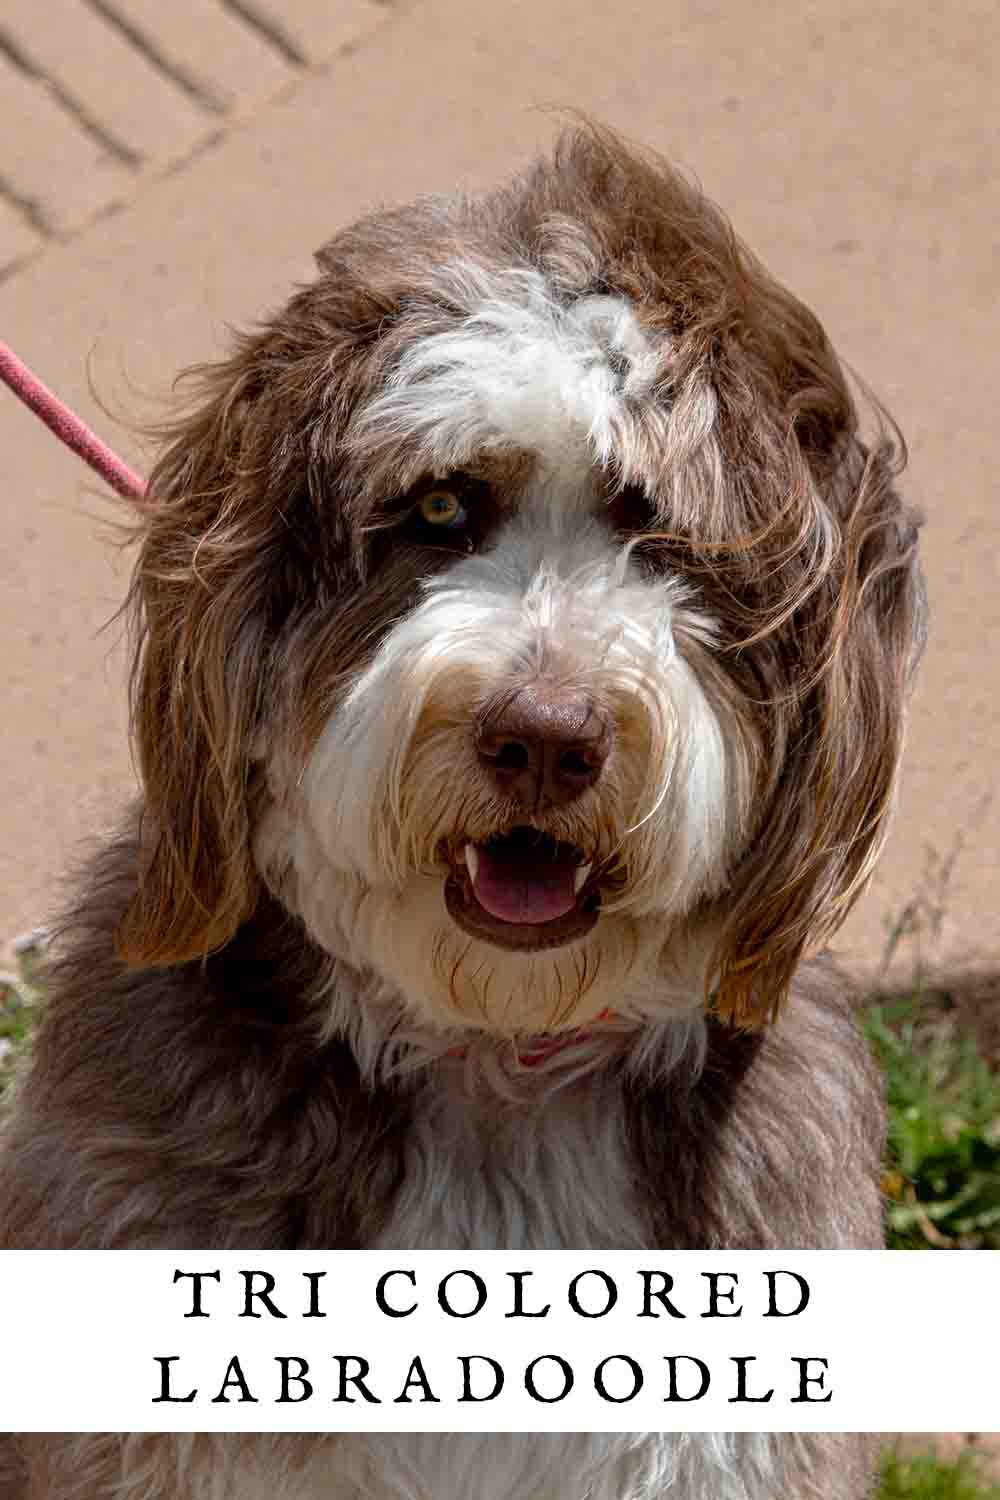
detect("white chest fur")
[271,1430,781,1500]
[324,1063,781,1500]
[373,1060,646,1252]
[216,1034,784,1500]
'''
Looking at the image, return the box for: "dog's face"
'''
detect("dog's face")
[118,127,924,1036]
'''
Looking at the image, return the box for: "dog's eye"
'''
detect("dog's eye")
[417,488,468,530]
[608,483,656,533]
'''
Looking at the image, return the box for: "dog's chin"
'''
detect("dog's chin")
[268,810,651,1033]
[346,867,641,1036]
[442,826,601,954]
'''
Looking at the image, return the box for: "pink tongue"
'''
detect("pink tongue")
[473,847,579,925]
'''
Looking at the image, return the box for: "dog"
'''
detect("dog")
[0,123,925,1499]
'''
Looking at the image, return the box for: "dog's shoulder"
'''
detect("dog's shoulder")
[626,957,885,1249]
[0,823,409,1250]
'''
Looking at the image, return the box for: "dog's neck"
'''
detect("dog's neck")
[447,1007,617,1066]
[318,965,708,1099]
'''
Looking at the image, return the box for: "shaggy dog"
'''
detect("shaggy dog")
[0,125,924,1499]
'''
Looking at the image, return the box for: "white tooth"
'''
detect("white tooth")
[574,863,592,895]
[464,844,480,885]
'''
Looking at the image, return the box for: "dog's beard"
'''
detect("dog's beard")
[357,874,652,1034]
[257,532,754,1034]
[255,827,684,1034]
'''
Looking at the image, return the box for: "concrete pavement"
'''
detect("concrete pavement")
[1,0,997,988]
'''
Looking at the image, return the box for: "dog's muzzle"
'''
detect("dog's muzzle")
[440,683,611,951]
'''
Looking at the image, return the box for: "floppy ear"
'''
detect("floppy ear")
[115,348,279,967]
[711,434,926,1025]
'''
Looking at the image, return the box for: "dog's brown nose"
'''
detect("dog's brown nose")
[476,685,612,808]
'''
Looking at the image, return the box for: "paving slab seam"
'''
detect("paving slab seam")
[81,0,230,114]
[0,27,141,166]
[217,0,309,66]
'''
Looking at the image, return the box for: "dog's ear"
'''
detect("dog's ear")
[115,347,280,968]
[711,434,926,1026]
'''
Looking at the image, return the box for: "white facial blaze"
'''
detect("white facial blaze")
[353,269,665,478]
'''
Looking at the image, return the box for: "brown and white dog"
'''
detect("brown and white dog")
[0,125,924,1499]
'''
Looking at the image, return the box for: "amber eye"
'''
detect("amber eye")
[417,488,468,529]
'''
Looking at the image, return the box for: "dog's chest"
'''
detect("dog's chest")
[373,1065,648,1251]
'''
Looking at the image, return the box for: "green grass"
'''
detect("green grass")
[0,929,47,1109]
[878,1450,1000,1500]
[862,996,1000,1248]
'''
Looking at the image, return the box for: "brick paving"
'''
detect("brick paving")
[0,0,388,274]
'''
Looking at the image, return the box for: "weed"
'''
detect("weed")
[0,928,46,1108]
[863,996,1000,1248]
[878,1449,1000,1500]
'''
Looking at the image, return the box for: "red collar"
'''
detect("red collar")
[450,1009,617,1067]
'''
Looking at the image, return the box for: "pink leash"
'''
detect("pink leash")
[0,341,146,500]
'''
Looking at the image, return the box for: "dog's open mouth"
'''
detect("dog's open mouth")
[444,826,600,951]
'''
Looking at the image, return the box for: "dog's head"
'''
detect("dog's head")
[116,126,925,1035]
